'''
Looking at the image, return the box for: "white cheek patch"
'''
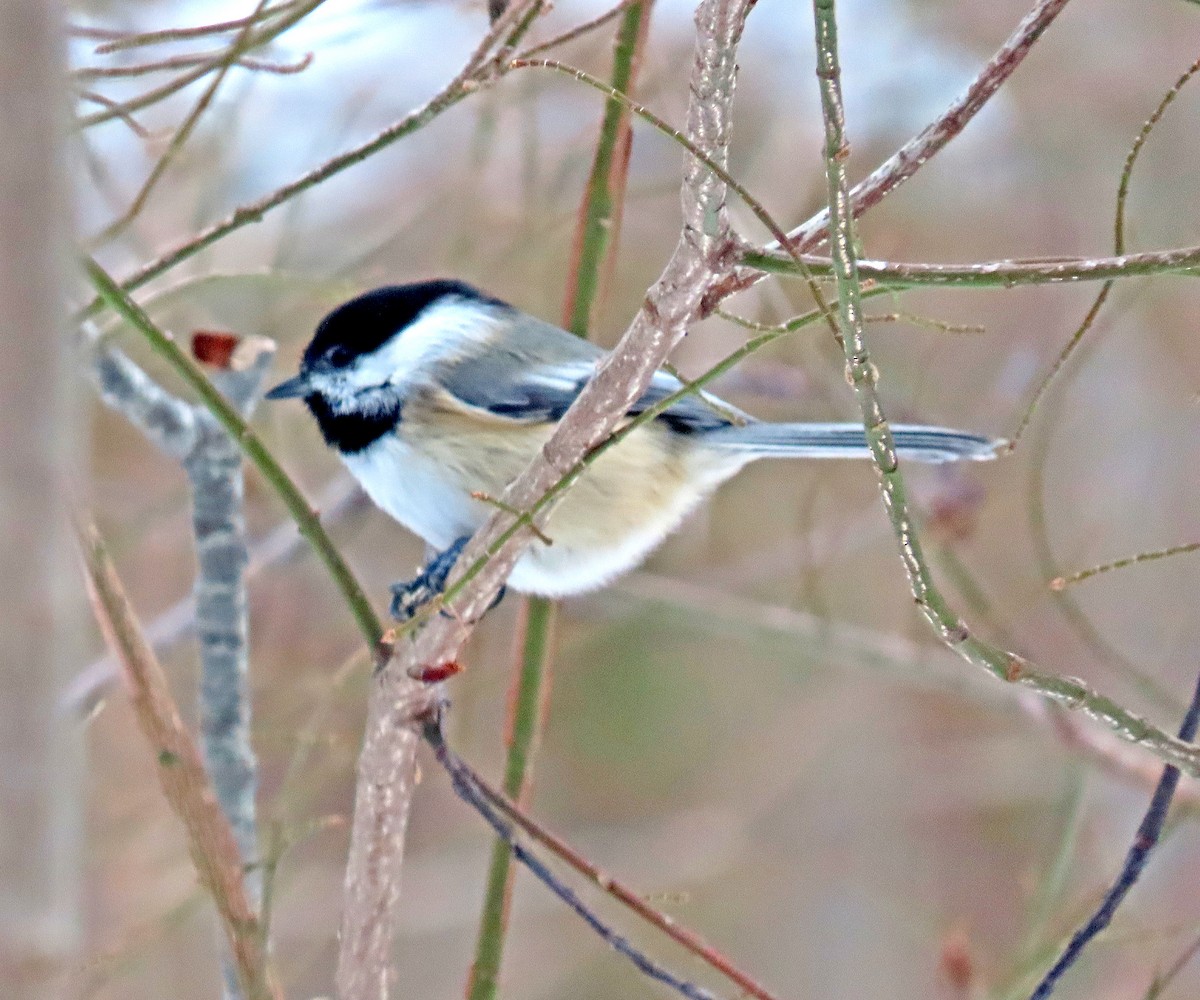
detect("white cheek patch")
[308,296,507,414]
[355,297,507,390]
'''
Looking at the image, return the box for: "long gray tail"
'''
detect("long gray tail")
[701,422,1002,464]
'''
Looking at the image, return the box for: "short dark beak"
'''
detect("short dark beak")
[265,374,311,400]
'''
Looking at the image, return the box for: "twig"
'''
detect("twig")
[75,521,281,1000]
[73,48,311,80]
[424,713,728,1000]
[76,89,152,136]
[1051,542,1200,590]
[1027,666,1200,999]
[62,479,365,718]
[88,2,301,53]
[444,717,784,1000]
[514,0,643,59]
[741,245,1200,286]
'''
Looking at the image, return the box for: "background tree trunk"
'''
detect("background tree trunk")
[0,3,84,997]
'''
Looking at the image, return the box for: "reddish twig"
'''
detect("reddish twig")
[75,521,281,1000]
[713,0,1073,301]
[442,725,783,1000]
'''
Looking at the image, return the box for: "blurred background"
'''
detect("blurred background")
[61,0,1200,997]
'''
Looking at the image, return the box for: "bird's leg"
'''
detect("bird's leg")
[389,536,507,621]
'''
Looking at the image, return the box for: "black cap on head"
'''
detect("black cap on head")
[302,280,510,369]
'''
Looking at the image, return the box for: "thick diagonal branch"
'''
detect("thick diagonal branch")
[335,1,755,997]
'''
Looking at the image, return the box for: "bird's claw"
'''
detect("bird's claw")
[389,537,469,621]
[388,537,511,623]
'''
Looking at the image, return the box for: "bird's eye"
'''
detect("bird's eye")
[325,346,353,367]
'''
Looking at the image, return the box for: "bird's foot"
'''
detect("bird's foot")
[390,537,469,621]
[388,537,509,622]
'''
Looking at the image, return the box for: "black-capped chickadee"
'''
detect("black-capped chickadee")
[267,280,1000,614]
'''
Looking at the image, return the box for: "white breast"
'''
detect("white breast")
[341,434,484,551]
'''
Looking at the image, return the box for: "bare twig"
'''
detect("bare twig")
[442,715,783,1000]
[741,245,1200,287]
[76,522,281,1000]
[72,48,311,80]
[62,478,365,718]
[1028,666,1200,999]
[710,0,1073,302]
[424,713,728,1000]
[1050,542,1200,590]
[88,2,302,53]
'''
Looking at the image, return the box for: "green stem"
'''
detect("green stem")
[742,245,1200,286]
[85,257,383,647]
[808,0,1200,775]
[466,596,557,1000]
[562,2,649,335]
[465,7,652,999]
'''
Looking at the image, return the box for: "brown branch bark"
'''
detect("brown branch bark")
[709,0,1073,304]
[334,0,755,996]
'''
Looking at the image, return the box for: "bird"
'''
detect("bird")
[266,279,1000,618]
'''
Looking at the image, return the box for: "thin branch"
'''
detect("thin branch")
[742,245,1200,286]
[424,713,728,1000]
[85,257,383,647]
[88,2,302,53]
[76,90,152,136]
[514,0,643,59]
[1028,666,1200,999]
[72,48,311,80]
[76,521,281,1000]
[1050,542,1200,590]
[444,718,784,1000]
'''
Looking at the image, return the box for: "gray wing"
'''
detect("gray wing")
[440,317,740,434]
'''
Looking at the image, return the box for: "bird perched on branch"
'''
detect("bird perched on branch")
[267,280,1000,618]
